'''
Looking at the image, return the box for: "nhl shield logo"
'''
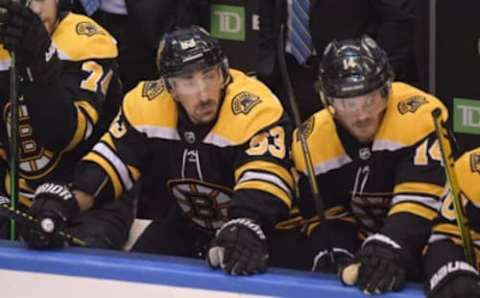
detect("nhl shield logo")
[232,92,261,115]
[359,147,371,160]
[398,96,428,114]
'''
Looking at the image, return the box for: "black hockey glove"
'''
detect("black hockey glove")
[312,247,354,274]
[339,233,407,294]
[0,0,62,84]
[20,182,80,249]
[207,218,269,275]
[427,261,480,298]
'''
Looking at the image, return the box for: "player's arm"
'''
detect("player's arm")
[207,116,294,275]
[23,57,118,152]
[298,173,360,273]
[424,150,480,298]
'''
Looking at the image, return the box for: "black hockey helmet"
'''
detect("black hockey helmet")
[318,35,393,100]
[156,26,228,79]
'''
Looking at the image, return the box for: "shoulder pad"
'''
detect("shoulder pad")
[205,69,284,146]
[456,148,480,206]
[53,13,118,61]
[292,110,351,175]
[374,82,449,151]
[0,45,11,71]
[122,80,178,139]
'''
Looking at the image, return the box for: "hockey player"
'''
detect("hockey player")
[424,147,480,298]
[292,36,448,293]
[23,26,299,274]
[0,0,132,249]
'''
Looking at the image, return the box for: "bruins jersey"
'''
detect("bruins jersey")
[292,82,448,255]
[0,13,121,207]
[75,69,293,232]
[426,147,480,278]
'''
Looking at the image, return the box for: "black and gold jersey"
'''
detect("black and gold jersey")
[0,12,121,207]
[292,82,448,255]
[426,147,480,274]
[75,69,293,231]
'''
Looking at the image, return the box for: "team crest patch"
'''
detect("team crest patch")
[296,116,315,141]
[397,96,428,114]
[231,92,261,115]
[470,152,480,175]
[76,22,105,37]
[142,80,165,100]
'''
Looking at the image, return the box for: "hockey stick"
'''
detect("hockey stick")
[277,25,335,267]
[432,108,475,266]
[0,203,86,247]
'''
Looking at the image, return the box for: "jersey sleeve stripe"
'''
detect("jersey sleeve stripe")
[237,170,292,199]
[392,194,441,211]
[234,160,294,188]
[65,106,88,151]
[388,202,438,220]
[82,151,123,198]
[394,182,444,198]
[91,142,134,191]
[234,179,292,208]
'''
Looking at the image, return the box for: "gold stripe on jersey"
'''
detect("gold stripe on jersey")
[373,83,448,150]
[102,133,142,181]
[205,69,284,146]
[4,176,33,207]
[65,105,88,151]
[234,160,294,189]
[305,206,356,236]
[234,180,291,208]
[454,147,480,206]
[76,100,99,124]
[292,110,349,175]
[82,151,123,198]
[53,13,117,61]
[388,202,437,220]
[0,45,11,71]
[394,182,444,198]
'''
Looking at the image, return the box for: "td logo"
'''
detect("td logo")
[211,4,245,41]
[454,98,480,135]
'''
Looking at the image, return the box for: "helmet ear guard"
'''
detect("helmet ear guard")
[317,35,394,107]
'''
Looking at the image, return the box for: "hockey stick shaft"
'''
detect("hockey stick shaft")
[432,108,475,266]
[0,203,86,247]
[277,25,335,266]
[8,46,18,241]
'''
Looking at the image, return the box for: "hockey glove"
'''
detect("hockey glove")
[427,261,480,298]
[339,233,407,294]
[312,247,354,274]
[20,182,80,249]
[0,0,62,84]
[207,218,269,275]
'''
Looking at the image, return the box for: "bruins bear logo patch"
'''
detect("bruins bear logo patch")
[470,152,480,175]
[76,22,105,37]
[142,80,165,100]
[232,92,261,115]
[398,96,428,114]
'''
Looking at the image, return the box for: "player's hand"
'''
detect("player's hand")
[207,218,269,275]
[427,261,480,298]
[20,182,80,249]
[0,0,61,83]
[339,233,407,294]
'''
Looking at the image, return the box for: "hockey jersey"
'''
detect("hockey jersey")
[75,69,294,231]
[292,82,448,260]
[0,12,121,207]
[425,147,480,280]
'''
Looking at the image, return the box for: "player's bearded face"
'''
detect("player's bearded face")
[29,0,58,35]
[170,65,224,125]
[331,89,387,143]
